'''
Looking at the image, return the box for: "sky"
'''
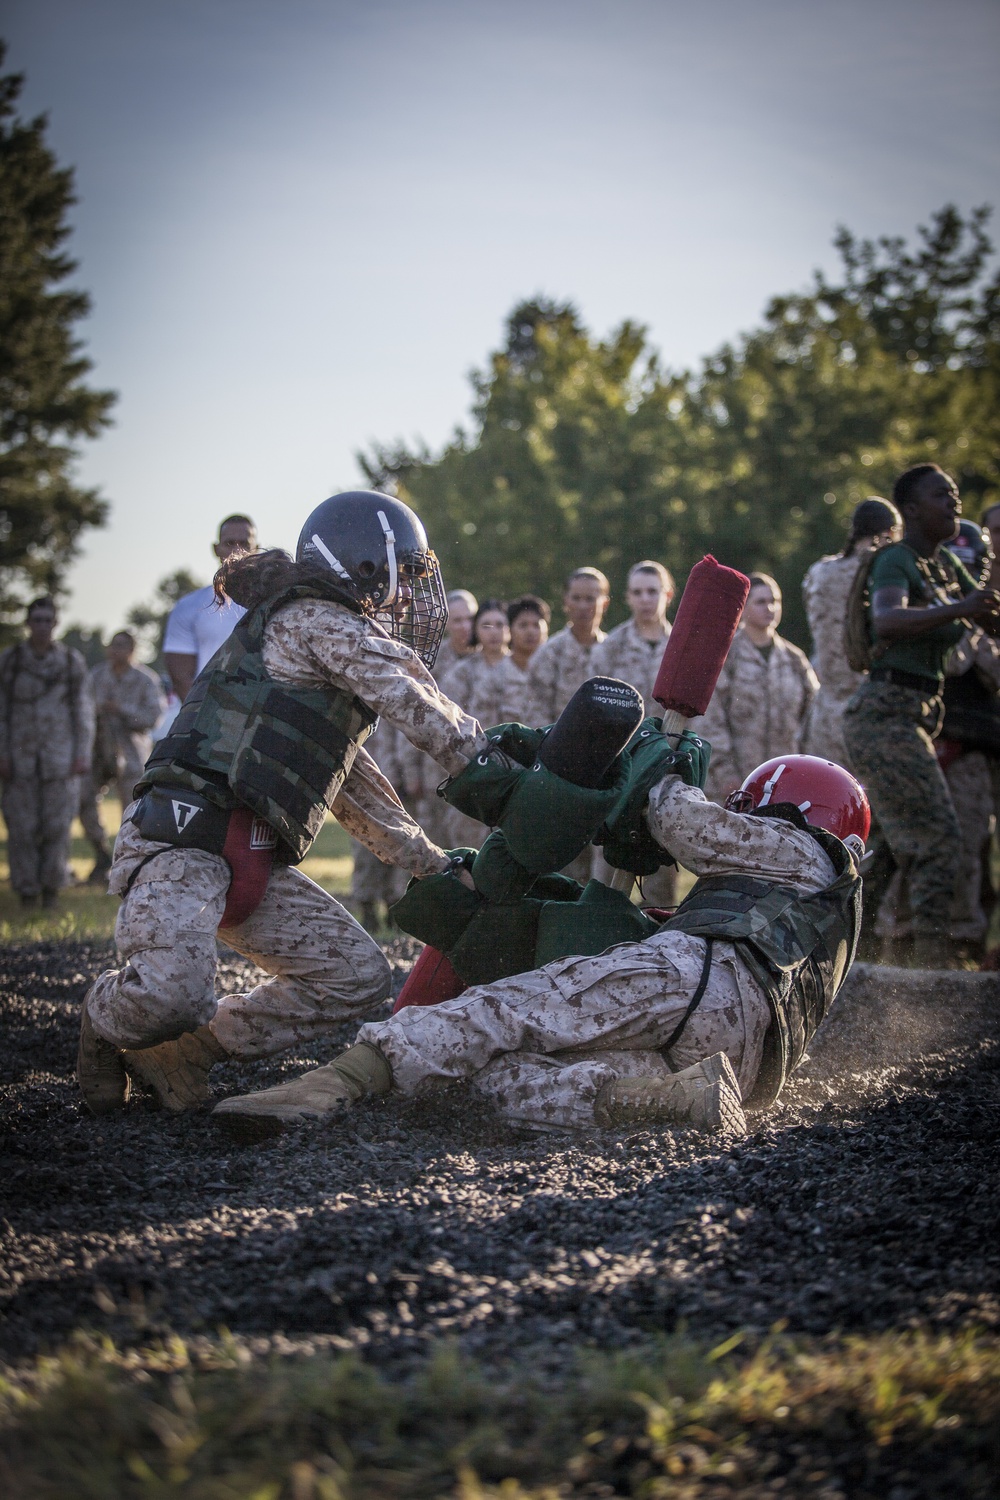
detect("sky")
[5,0,1000,639]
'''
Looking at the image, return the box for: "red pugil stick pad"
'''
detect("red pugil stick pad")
[653,555,751,718]
[392,945,466,1013]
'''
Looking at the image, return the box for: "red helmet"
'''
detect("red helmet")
[725,755,870,859]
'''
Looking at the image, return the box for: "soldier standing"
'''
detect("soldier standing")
[592,561,674,713]
[802,499,902,766]
[525,567,610,883]
[79,631,166,884]
[842,463,1000,967]
[0,597,95,908]
[502,595,550,725]
[394,588,479,849]
[525,567,609,728]
[439,599,512,849]
[592,561,676,904]
[692,574,818,806]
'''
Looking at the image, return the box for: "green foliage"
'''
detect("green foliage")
[59,622,106,667]
[126,568,204,669]
[0,46,116,636]
[363,209,998,647]
[1,1328,997,1497]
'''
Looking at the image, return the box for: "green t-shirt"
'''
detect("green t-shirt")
[867,541,977,681]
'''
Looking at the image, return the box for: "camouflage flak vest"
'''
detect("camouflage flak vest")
[658,807,862,1107]
[139,581,378,864]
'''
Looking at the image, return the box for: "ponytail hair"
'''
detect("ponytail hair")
[214,548,360,613]
[841,496,902,557]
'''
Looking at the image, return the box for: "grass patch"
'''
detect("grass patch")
[0,805,355,942]
[1,1328,996,1497]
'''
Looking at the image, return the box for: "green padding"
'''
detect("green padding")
[501,755,631,874]
[599,724,713,876]
[528,873,584,903]
[389,850,481,950]
[448,898,543,986]
[441,724,546,825]
[534,880,661,967]
[472,831,535,903]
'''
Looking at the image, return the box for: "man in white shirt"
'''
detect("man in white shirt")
[162,515,257,702]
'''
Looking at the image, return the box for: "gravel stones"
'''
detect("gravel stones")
[1,938,998,1372]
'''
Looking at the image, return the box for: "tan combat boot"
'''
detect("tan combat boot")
[77,1002,130,1115]
[212,1043,392,1139]
[123,1026,230,1113]
[595,1052,747,1135]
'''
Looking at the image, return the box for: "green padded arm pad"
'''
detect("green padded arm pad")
[500,753,632,874]
[598,723,712,875]
[389,849,482,951]
[471,830,536,904]
[534,879,661,967]
[447,898,546,986]
[439,724,545,825]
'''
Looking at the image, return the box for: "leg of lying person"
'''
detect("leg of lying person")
[213,931,766,1134]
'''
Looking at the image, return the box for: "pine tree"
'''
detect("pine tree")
[0,45,115,634]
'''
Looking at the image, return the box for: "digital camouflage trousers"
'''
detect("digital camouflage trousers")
[843,681,961,937]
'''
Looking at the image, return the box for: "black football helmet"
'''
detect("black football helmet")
[296,491,448,667]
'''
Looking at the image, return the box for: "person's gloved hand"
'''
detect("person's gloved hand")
[440,724,544,825]
[596,721,713,875]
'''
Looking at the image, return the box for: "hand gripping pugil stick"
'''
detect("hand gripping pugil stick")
[608,554,751,893]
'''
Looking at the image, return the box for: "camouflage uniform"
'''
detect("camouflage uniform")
[690,630,819,805]
[843,682,959,939]
[349,720,409,909]
[591,618,670,715]
[940,630,1000,943]
[0,642,95,897]
[394,641,479,850]
[79,659,165,856]
[438,652,532,849]
[591,618,676,904]
[801,551,867,767]
[86,600,487,1055]
[524,624,606,728]
[843,542,978,945]
[356,778,832,1129]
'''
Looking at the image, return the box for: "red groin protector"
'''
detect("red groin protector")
[218,808,277,929]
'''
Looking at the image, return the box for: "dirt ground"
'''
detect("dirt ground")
[1,938,998,1375]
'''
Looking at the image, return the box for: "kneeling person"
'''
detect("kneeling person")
[78,492,488,1116]
[214,756,868,1137]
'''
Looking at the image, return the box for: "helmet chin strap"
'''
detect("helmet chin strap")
[310,533,352,581]
[756,763,786,807]
[377,510,398,606]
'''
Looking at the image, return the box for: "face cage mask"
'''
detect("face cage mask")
[374,551,449,669]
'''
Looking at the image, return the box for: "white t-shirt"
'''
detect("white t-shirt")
[162,586,246,674]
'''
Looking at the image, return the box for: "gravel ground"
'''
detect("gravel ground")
[1,938,998,1374]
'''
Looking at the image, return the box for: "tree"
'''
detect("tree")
[363,209,998,648]
[0,45,116,637]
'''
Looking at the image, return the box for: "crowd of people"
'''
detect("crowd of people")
[2,465,998,975]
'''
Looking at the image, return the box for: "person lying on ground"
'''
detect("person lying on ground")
[213,754,869,1140]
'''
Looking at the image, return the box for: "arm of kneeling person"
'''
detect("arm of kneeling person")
[333,743,451,877]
